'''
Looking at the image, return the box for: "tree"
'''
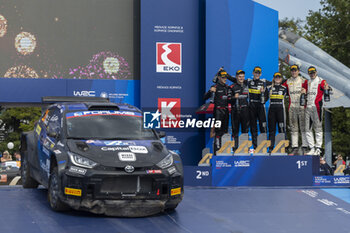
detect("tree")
[279,17,305,36]
[304,0,350,157]
[305,0,350,67]
[0,107,41,155]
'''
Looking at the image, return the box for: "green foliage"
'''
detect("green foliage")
[0,107,41,154]
[279,1,350,156]
[279,18,305,36]
[304,0,350,156]
[331,108,350,156]
[305,0,350,67]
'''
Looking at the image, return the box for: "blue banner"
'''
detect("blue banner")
[184,166,212,186]
[140,0,204,165]
[0,78,139,106]
[212,156,318,186]
[314,176,350,187]
[204,0,278,149]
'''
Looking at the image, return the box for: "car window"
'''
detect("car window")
[66,111,157,140]
[46,108,61,134]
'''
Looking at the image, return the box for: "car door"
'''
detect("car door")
[38,107,61,185]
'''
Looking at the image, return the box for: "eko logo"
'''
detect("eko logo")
[156,43,182,73]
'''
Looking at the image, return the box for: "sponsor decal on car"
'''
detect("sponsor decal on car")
[146,170,162,174]
[171,187,181,196]
[69,166,87,175]
[65,187,82,197]
[167,166,176,175]
[129,146,148,154]
[54,150,61,154]
[118,152,136,161]
[42,147,50,156]
[35,125,42,135]
[85,140,136,146]
[66,111,142,118]
[101,146,130,151]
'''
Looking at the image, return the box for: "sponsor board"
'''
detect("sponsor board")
[234,160,250,167]
[156,42,182,73]
[170,187,181,196]
[65,187,82,197]
[118,152,136,161]
[313,176,350,186]
[73,90,96,97]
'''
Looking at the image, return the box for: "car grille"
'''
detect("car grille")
[100,176,153,193]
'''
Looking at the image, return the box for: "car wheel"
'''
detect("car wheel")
[21,151,39,188]
[48,166,69,211]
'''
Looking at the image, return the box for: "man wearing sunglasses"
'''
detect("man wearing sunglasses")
[204,70,230,155]
[247,66,271,151]
[221,66,270,151]
[303,66,330,156]
[283,64,308,155]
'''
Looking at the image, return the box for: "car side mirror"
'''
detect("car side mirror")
[158,131,166,138]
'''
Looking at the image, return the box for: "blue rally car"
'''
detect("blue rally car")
[20,97,183,217]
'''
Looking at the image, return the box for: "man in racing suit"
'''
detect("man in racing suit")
[303,66,329,155]
[283,64,308,155]
[248,66,270,150]
[204,70,230,155]
[230,70,250,151]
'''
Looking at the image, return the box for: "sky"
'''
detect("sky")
[254,0,322,21]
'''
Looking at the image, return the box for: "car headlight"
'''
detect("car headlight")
[68,152,97,169]
[157,154,173,169]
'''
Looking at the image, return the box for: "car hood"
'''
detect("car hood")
[66,139,169,168]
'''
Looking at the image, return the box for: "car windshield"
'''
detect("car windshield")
[66,111,157,140]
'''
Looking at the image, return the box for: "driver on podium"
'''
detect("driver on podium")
[302,66,330,156]
[204,70,230,155]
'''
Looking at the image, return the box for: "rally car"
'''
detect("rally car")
[20,97,183,217]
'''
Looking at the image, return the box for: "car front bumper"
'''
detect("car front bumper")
[59,166,183,216]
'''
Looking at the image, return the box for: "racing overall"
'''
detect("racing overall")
[283,75,308,149]
[305,76,326,150]
[267,84,287,152]
[248,79,270,149]
[204,82,230,155]
[230,83,250,150]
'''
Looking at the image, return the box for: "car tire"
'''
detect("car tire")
[21,151,39,188]
[165,203,178,212]
[48,166,69,211]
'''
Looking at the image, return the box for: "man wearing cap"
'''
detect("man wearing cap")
[247,66,270,150]
[303,66,329,155]
[283,64,308,155]
[267,72,287,153]
[230,70,250,151]
[204,70,230,155]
